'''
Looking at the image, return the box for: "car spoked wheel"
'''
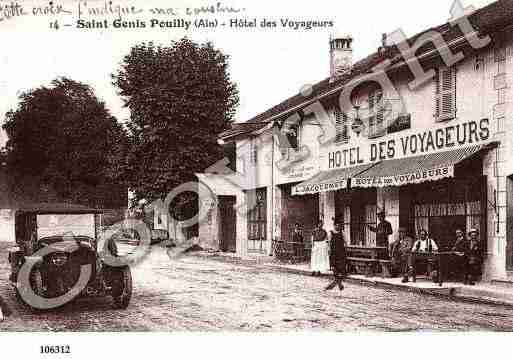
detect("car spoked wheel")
[111,266,132,309]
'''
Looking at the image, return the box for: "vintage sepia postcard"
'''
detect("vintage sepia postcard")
[1,0,513,356]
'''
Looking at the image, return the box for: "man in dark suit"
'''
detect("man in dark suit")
[451,228,467,280]
[465,228,484,285]
[291,223,304,258]
[368,209,393,253]
[325,220,346,291]
[451,228,483,285]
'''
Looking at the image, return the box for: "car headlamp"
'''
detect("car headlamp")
[51,253,68,266]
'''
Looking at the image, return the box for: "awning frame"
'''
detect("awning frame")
[351,142,499,189]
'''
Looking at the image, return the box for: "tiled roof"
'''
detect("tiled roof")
[220,0,513,140]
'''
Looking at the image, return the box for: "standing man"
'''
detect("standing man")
[390,227,414,283]
[368,208,393,255]
[451,228,468,281]
[326,218,346,291]
[465,228,483,285]
[310,220,329,276]
[291,223,304,259]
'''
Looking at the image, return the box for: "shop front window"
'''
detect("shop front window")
[411,178,485,250]
[350,204,377,246]
[247,188,267,253]
[342,188,377,247]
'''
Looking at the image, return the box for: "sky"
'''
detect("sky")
[0,0,495,145]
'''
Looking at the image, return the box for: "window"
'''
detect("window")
[388,113,411,134]
[368,90,386,138]
[286,124,300,151]
[334,108,349,144]
[250,138,258,165]
[434,66,457,122]
[247,188,267,254]
[351,204,377,246]
[494,43,506,63]
[498,60,506,74]
[223,142,237,171]
[278,121,301,160]
[336,189,377,247]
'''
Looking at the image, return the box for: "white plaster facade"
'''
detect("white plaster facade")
[198,12,513,280]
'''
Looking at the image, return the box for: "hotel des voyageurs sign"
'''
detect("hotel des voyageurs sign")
[324,118,492,188]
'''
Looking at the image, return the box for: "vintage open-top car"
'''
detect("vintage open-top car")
[7,203,132,310]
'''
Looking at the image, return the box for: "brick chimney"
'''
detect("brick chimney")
[330,34,353,82]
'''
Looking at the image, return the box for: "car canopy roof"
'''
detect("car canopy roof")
[15,203,103,215]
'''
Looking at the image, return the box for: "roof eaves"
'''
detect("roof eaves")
[221,0,511,140]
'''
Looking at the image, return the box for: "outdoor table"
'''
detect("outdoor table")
[411,251,462,287]
[346,246,388,260]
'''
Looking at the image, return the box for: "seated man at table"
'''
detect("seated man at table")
[451,228,467,252]
[409,229,439,281]
[390,227,414,283]
[411,229,439,253]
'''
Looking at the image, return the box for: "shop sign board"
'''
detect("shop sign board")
[276,163,318,185]
[292,178,347,196]
[353,166,453,188]
[327,118,490,170]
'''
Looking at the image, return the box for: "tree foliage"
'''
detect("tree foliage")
[112,38,239,208]
[3,77,128,207]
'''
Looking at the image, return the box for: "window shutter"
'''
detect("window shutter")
[251,139,258,164]
[342,112,349,143]
[435,66,456,121]
[434,68,441,118]
[368,90,386,138]
[368,92,375,137]
[375,91,385,135]
[334,108,349,144]
[368,92,375,109]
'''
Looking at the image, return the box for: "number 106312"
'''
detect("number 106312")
[40,345,71,354]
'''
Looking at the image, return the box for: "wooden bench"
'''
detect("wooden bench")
[346,257,378,277]
[346,246,388,260]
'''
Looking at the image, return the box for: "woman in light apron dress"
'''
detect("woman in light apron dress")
[310,220,330,276]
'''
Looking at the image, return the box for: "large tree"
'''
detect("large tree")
[3,77,128,208]
[112,38,239,209]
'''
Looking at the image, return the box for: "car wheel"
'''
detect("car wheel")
[31,269,45,298]
[111,266,132,309]
[15,268,45,312]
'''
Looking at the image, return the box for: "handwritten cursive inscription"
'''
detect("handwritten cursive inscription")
[32,1,72,16]
[186,2,245,16]
[0,1,26,22]
[77,1,143,20]
[149,7,178,16]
